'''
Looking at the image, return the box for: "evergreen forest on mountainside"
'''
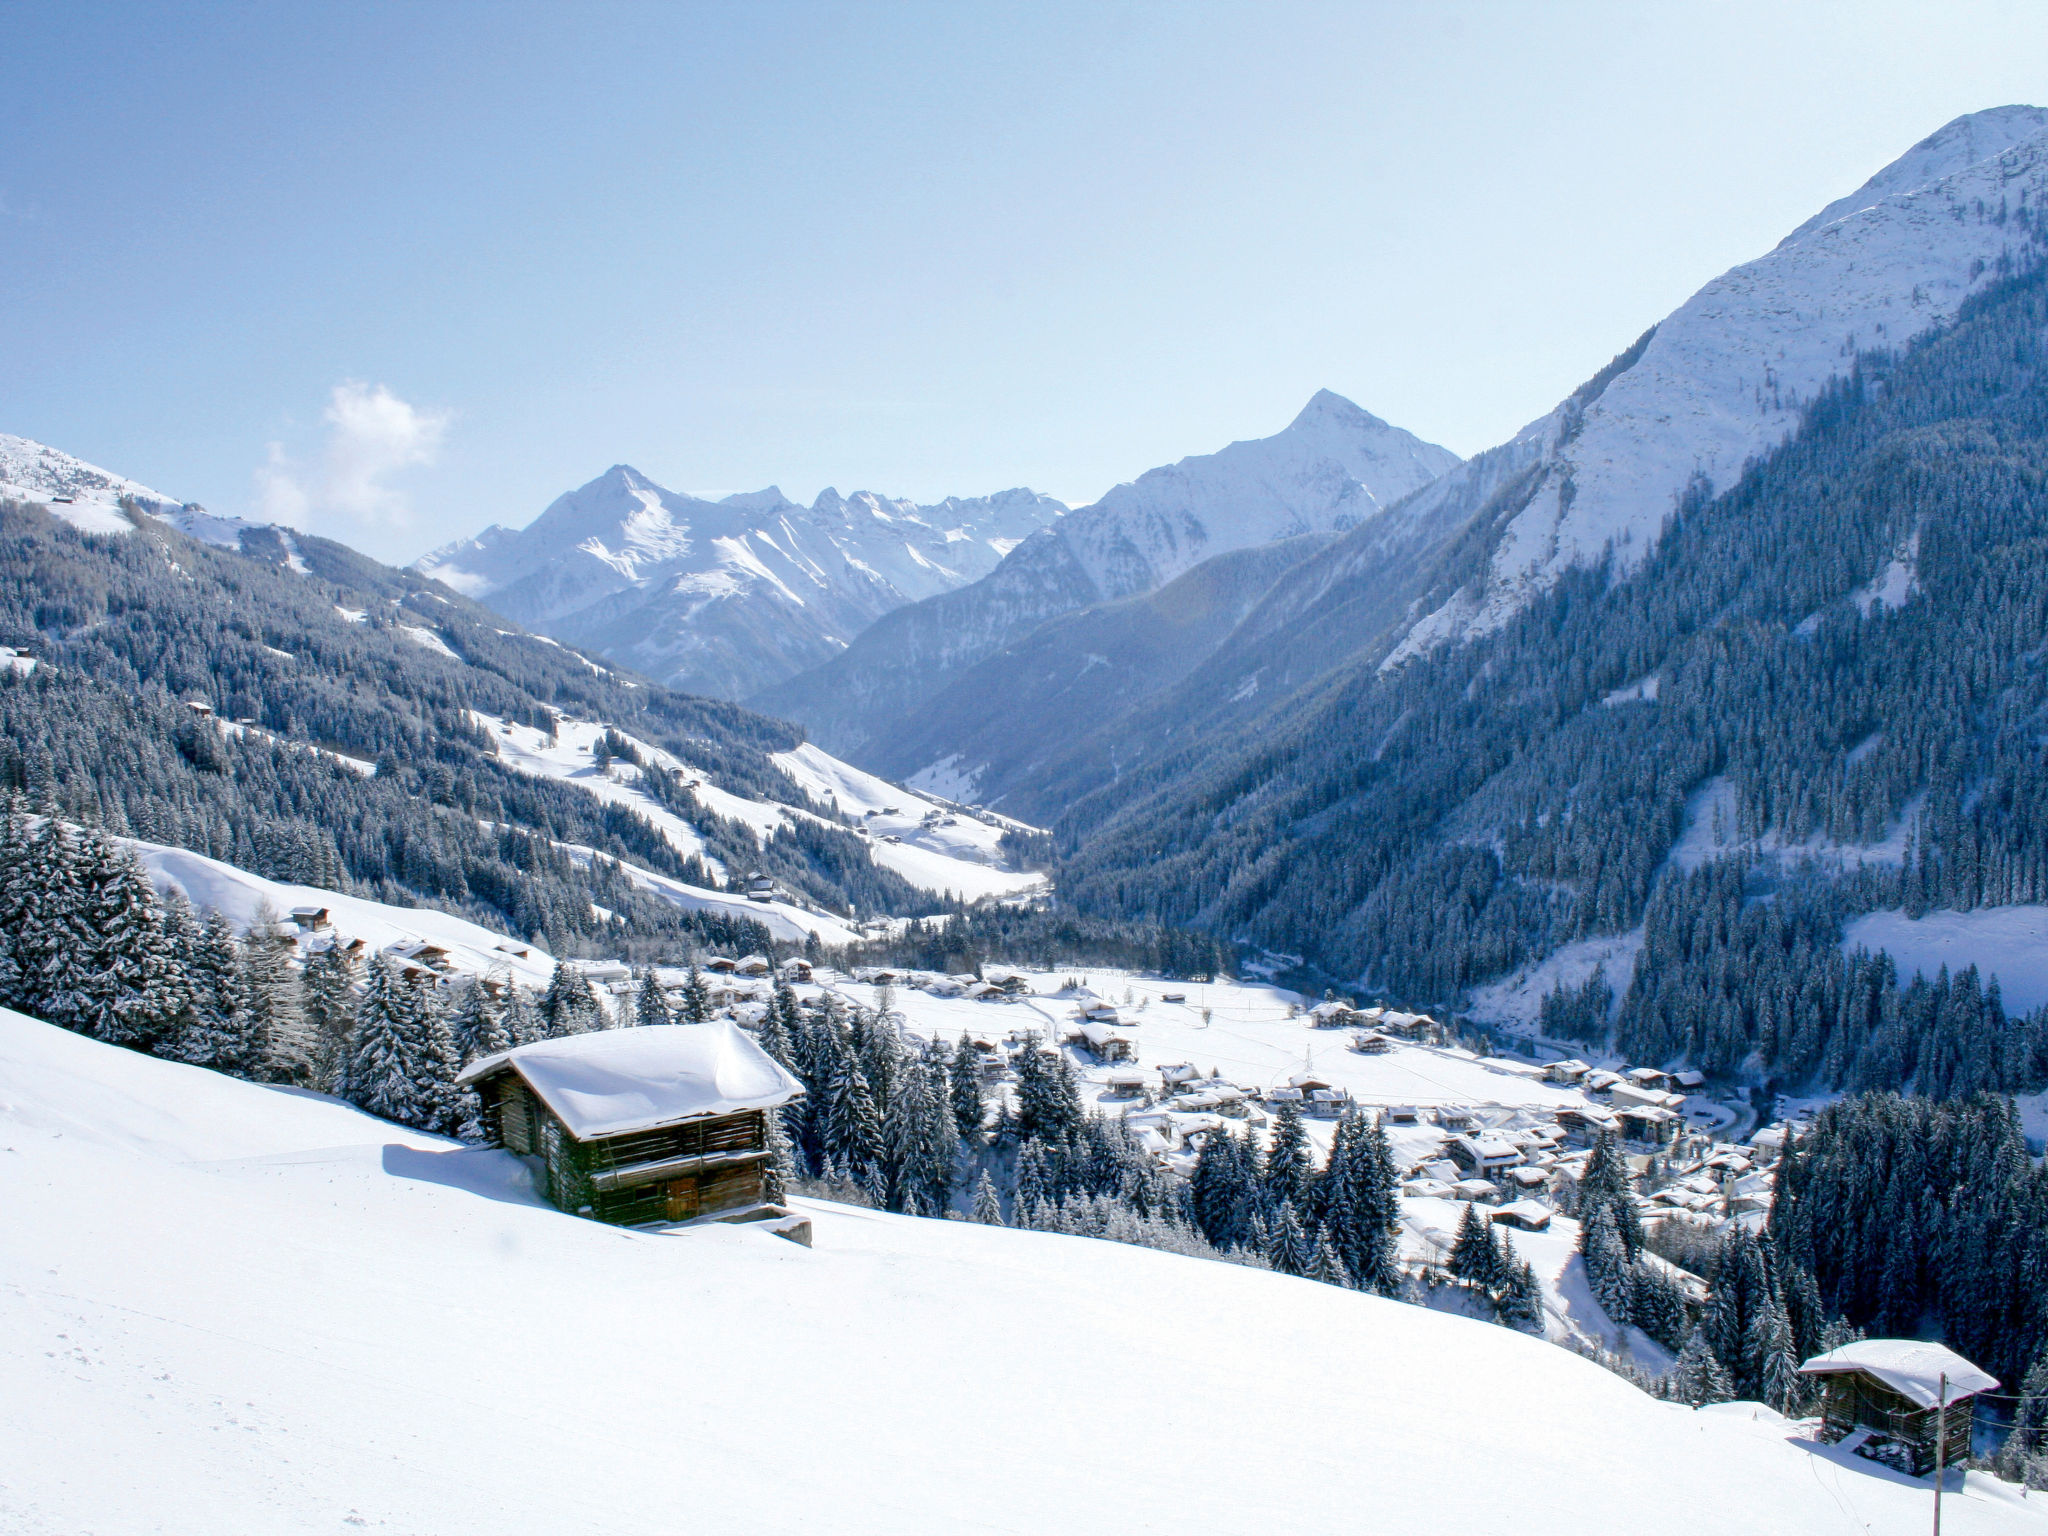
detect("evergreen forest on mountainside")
[0,500,956,958]
[1057,257,2048,1095]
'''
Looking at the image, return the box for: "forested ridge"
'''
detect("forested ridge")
[1059,255,2048,1092]
[0,499,942,956]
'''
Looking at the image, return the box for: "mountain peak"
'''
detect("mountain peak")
[1781,103,2048,248]
[1288,389,1388,434]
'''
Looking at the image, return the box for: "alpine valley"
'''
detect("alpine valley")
[15,92,2048,1536]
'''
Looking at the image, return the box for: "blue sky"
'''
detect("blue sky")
[5,2,2048,562]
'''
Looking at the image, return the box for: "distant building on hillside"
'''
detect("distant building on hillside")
[459,1023,805,1237]
[1800,1340,1996,1475]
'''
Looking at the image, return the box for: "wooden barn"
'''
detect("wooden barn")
[459,1022,804,1232]
[1799,1340,1997,1475]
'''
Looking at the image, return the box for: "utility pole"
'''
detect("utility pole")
[1933,1370,1947,1536]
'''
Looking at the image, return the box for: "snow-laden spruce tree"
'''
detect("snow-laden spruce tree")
[822,1055,884,1184]
[74,827,183,1052]
[1669,1328,1735,1406]
[633,969,671,1029]
[345,955,461,1132]
[12,816,91,1031]
[678,962,710,1024]
[500,983,541,1046]
[448,975,512,1066]
[948,1034,984,1143]
[762,1107,796,1204]
[173,910,264,1076]
[1320,1111,1401,1294]
[301,940,359,1091]
[1580,1200,1637,1327]
[540,961,603,1035]
[1263,1100,1313,1211]
[239,901,309,1082]
[973,1170,1005,1225]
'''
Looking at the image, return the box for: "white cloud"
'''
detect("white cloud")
[256,381,450,554]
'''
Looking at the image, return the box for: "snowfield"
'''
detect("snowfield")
[132,836,559,989]
[5,1011,2039,1535]
[478,709,1044,906]
[1843,905,2048,1013]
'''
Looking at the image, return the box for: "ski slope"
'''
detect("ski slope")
[5,1011,2038,1536]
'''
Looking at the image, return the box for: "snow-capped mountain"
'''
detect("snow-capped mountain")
[754,391,1459,755]
[0,432,257,550]
[415,469,1067,700]
[1380,104,2048,667]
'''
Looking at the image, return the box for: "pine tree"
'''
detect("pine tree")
[1449,1202,1495,1287]
[949,1034,985,1142]
[501,983,540,1046]
[1268,1200,1309,1276]
[1498,1255,1545,1334]
[541,961,603,1035]
[633,969,671,1029]
[1580,1200,1636,1327]
[973,1170,1005,1225]
[1671,1328,1736,1406]
[679,962,710,1023]
[301,939,358,1092]
[174,910,263,1075]
[1264,1100,1312,1210]
[1309,1224,1348,1286]
[239,902,308,1081]
[447,976,511,1066]
[345,954,425,1125]
[1577,1130,1642,1259]
[763,1106,796,1204]
[822,1056,884,1181]
[75,828,182,1052]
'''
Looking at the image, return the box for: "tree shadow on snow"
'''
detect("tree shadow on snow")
[380,1143,544,1208]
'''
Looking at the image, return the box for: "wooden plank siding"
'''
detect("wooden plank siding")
[1819,1373,1975,1474]
[475,1077,768,1228]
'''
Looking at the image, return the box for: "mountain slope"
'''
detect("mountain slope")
[1060,240,2048,1100]
[417,468,1066,699]
[11,1008,2036,1536]
[0,447,1038,962]
[752,391,1459,758]
[1378,104,2048,666]
[985,107,2048,833]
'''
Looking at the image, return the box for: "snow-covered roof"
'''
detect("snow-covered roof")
[457,1022,802,1139]
[1798,1340,1998,1408]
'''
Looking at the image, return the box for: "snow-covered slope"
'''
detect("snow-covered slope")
[473,710,1044,908]
[0,432,257,549]
[1383,104,2048,666]
[755,391,1459,756]
[416,468,1067,699]
[8,1011,2037,1535]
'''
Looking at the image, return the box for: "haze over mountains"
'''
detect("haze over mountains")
[752,390,1460,757]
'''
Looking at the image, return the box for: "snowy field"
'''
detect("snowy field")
[133,837,560,990]
[5,1010,2039,1536]
[476,710,1043,905]
[1844,906,2048,1013]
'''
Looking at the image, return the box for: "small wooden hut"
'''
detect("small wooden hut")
[1799,1340,1997,1475]
[459,1022,803,1231]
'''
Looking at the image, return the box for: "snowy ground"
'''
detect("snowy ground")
[477,710,1043,905]
[1843,905,2048,1013]
[5,1011,2038,1536]
[133,837,559,989]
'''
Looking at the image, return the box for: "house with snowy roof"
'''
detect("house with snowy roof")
[459,1023,804,1233]
[1800,1340,1996,1475]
